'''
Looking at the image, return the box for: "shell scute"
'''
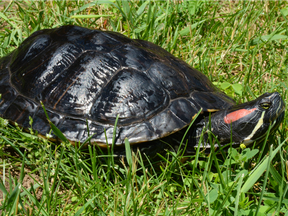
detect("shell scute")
[190,91,235,112]
[0,60,18,115]
[146,61,191,99]
[169,98,199,124]
[91,68,169,125]
[75,30,125,52]
[39,51,120,116]
[4,96,38,128]
[110,43,158,71]
[0,84,18,115]
[32,108,64,138]
[11,41,83,99]
[58,118,93,143]
[149,108,187,138]
[11,34,51,70]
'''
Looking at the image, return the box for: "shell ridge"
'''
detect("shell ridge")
[52,63,88,109]
[89,68,170,126]
[169,108,188,125]
[87,66,124,116]
[10,36,54,81]
[35,48,88,102]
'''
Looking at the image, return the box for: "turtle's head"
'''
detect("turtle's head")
[208,92,285,146]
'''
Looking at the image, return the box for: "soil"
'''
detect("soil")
[0,165,43,203]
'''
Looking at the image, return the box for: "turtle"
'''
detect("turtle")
[0,25,285,157]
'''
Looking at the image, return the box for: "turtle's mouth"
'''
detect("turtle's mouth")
[269,95,285,125]
[243,110,285,145]
[273,110,285,128]
[272,91,285,112]
[277,101,285,117]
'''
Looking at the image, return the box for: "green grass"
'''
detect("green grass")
[0,0,288,215]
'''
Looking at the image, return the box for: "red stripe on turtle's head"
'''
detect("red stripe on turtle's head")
[224,108,257,124]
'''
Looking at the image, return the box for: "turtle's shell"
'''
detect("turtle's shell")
[0,25,235,146]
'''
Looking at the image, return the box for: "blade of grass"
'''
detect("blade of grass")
[241,137,288,193]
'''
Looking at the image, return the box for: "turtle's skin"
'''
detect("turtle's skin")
[0,25,285,156]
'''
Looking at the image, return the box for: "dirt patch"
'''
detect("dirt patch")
[0,0,17,11]
[0,166,43,202]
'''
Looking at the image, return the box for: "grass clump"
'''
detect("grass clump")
[0,0,288,215]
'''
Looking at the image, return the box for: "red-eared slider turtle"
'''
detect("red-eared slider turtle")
[0,25,285,156]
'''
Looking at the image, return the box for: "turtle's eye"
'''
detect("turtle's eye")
[260,102,271,110]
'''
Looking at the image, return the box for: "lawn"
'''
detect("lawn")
[0,1,288,215]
